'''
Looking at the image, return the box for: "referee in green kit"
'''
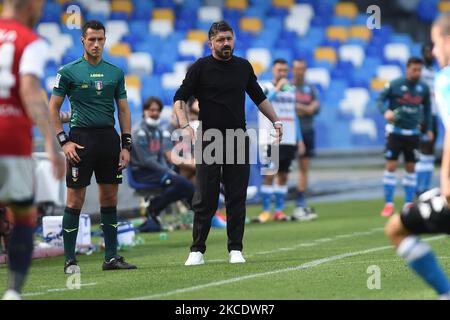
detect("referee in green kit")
[49,20,136,273]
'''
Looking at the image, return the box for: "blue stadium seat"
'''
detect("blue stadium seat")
[107,56,128,74]
[153,0,176,8]
[272,49,293,64]
[263,17,283,34]
[353,13,370,25]
[40,2,61,23]
[372,25,393,40]
[161,89,177,106]
[121,34,141,50]
[110,11,131,20]
[223,9,243,26]
[314,2,335,17]
[245,6,267,19]
[152,62,173,75]
[390,34,413,46]
[175,19,195,31]
[314,121,330,149]
[129,21,149,40]
[416,0,438,23]
[85,12,108,24]
[321,39,341,50]
[310,16,330,27]
[331,16,352,27]
[361,57,381,75]
[346,38,368,48]
[44,60,58,78]
[293,48,313,65]
[267,7,289,19]
[365,44,384,58]
[131,9,151,21]
[182,0,201,10]
[196,20,213,32]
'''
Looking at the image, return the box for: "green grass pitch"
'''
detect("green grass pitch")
[1,198,449,300]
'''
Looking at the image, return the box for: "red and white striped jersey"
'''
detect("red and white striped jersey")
[0,19,48,156]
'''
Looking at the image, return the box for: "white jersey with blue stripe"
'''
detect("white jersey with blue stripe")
[258,81,301,146]
[434,66,450,128]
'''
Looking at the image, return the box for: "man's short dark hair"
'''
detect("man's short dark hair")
[421,43,433,54]
[143,96,163,112]
[272,58,288,66]
[208,21,233,40]
[82,20,105,37]
[407,57,423,67]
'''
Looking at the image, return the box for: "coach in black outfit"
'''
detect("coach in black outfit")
[173,21,283,266]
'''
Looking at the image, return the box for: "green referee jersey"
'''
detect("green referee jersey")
[52,56,127,128]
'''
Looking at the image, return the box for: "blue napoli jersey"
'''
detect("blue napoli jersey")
[434,66,450,128]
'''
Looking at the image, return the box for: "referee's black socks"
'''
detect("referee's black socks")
[63,207,81,262]
[100,207,118,262]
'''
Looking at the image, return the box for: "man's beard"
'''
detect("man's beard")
[217,47,233,60]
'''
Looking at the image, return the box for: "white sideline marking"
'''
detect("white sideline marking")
[22,282,97,297]
[128,235,445,300]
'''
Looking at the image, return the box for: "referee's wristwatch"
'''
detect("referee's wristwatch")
[121,133,132,152]
[56,131,69,147]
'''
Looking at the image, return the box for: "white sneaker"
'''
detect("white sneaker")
[184,251,204,266]
[292,207,317,221]
[2,289,21,300]
[229,250,246,264]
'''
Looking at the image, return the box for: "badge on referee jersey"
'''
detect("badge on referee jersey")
[72,167,79,182]
[95,81,103,91]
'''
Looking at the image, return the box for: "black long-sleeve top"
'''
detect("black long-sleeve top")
[173,55,267,131]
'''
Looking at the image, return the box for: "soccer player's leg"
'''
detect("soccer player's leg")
[385,190,450,299]
[63,188,85,274]
[381,134,400,216]
[416,130,436,195]
[1,157,35,299]
[296,130,314,210]
[402,135,420,209]
[258,144,274,223]
[95,129,136,270]
[64,129,94,273]
[273,145,296,221]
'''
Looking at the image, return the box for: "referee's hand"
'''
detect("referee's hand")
[118,149,130,170]
[62,142,84,165]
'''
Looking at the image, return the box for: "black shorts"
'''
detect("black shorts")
[266,144,296,173]
[401,202,450,235]
[67,127,122,189]
[300,130,315,158]
[384,133,419,163]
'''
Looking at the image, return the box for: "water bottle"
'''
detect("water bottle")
[159,232,167,240]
